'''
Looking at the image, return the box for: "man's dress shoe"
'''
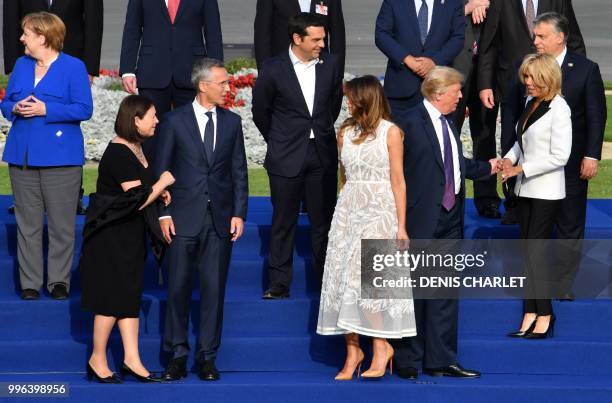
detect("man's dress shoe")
[395,366,418,379]
[162,357,187,381]
[425,363,480,378]
[21,289,40,300]
[262,289,290,300]
[198,360,220,381]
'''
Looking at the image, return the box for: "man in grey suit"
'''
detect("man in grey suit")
[450,0,501,219]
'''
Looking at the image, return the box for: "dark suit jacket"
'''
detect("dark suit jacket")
[120,0,223,89]
[452,0,480,79]
[254,0,346,77]
[477,0,585,102]
[398,103,491,239]
[251,51,342,177]
[3,0,103,76]
[502,51,606,178]
[154,104,248,238]
[375,0,465,99]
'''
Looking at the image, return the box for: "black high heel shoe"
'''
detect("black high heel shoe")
[524,315,556,339]
[120,363,162,382]
[507,317,537,338]
[86,363,122,384]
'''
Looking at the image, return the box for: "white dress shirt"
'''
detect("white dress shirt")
[414,0,434,33]
[298,0,311,12]
[289,46,318,139]
[193,100,217,150]
[423,99,461,193]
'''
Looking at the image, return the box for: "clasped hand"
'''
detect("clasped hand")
[499,158,523,182]
[12,95,46,118]
[404,55,435,78]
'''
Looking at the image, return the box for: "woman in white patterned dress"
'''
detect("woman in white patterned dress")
[317,76,416,380]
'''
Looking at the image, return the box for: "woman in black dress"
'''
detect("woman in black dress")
[80,95,174,383]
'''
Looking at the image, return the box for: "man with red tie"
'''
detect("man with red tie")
[119,0,224,160]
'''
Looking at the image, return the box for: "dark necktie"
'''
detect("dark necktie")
[418,0,429,45]
[440,115,456,211]
[203,112,215,164]
[525,0,535,36]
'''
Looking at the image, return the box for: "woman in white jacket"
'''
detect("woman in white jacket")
[502,53,572,340]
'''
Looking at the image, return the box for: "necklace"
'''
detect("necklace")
[125,141,147,166]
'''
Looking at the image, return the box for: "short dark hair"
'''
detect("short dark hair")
[288,12,326,41]
[114,95,155,143]
[534,12,569,43]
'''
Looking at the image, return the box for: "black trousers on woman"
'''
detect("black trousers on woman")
[517,197,560,316]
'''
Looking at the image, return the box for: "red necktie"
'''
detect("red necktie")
[168,0,180,24]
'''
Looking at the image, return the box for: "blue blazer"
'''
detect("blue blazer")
[375,0,465,99]
[0,53,93,167]
[398,103,491,239]
[120,0,224,89]
[154,104,248,238]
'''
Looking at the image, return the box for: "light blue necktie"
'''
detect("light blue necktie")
[418,0,429,45]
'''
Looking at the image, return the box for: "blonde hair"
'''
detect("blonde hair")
[421,67,464,101]
[519,53,562,101]
[340,75,393,145]
[21,12,65,52]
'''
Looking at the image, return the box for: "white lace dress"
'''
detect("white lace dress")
[317,120,416,338]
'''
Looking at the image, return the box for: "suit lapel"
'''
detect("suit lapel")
[312,59,324,116]
[173,0,188,24]
[159,0,171,24]
[513,0,532,39]
[181,106,209,166]
[281,52,312,116]
[522,98,552,134]
[421,106,445,173]
[403,0,422,44]
[537,0,552,15]
[425,0,443,46]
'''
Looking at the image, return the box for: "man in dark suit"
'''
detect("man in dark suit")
[375,0,465,118]
[477,0,585,224]
[155,58,248,381]
[504,12,606,299]
[120,0,224,159]
[450,0,502,219]
[254,0,345,79]
[252,13,342,299]
[393,67,498,380]
[3,0,104,80]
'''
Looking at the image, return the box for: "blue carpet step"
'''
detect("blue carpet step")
[0,371,611,403]
[0,294,610,340]
[1,334,611,376]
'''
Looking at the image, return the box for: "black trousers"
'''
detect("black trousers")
[450,59,500,210]
[518,197,560,316]
[267,140,336,293]
[391,199,461,369]
[163,208,232,362]
[140,80,196,163]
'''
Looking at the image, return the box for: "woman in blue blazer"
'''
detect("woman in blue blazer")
[0,12,93,300]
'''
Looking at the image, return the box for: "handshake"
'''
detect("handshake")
[488,158,522,182]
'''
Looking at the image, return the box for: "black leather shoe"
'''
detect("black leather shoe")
[120,363,162,382]
[262,289,289,300]
[51,284,69,300]
[8,205,15,214]
[86,363,122,384]
[482,203,501,219]
[425,364,480,378]
[395,366,418,379]
[507,318,537,338]
[77,188,87,215]
[500,207,518,225]
[198,360,220,381]
[162,357,187,381]
[21,289,40,300]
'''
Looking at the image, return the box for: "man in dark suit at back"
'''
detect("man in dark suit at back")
[252,12,343,299]
[504,12,606,299]
[254,0,345,79]
[155,58,248,382]
[393,66,498,380]
[120,0,224,159]
[450,0,502,219]
[3,0,103,80]
[375,0,465,119]
[477,0,585,224]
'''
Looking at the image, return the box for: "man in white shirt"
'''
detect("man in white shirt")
[252,13,343,299]
[154,58,248,382]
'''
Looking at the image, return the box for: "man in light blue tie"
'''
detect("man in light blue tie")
[375,0,465,119]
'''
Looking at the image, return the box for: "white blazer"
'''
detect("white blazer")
[504,95,572,200]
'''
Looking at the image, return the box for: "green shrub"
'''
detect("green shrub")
[226,58,257,74]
